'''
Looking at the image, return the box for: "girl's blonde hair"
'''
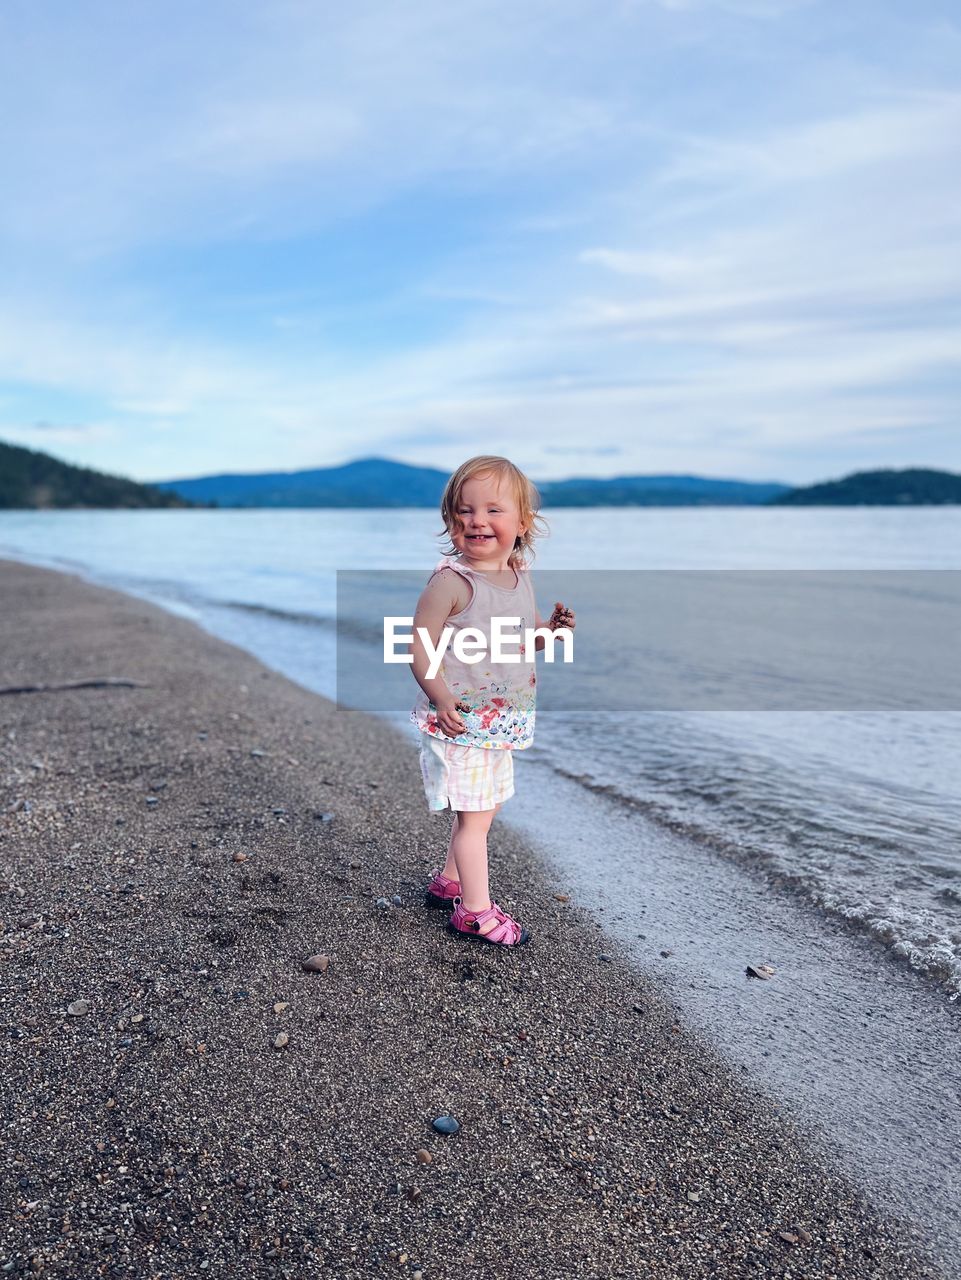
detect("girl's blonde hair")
[438,455,549,565]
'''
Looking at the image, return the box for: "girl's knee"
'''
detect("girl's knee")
[456,807,497,829]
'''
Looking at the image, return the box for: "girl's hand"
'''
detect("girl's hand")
[435,697,470,737]
[548,602,575,631]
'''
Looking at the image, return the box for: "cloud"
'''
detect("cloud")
[579,248,732,279]
[172,99,364,177]
[112,398,191,417]
[0,1,626,251]
[543,444,624,455]
[3,422,117,448]
[656,92,961,187]
[648,0,814,13]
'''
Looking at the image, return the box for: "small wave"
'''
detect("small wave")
[217,598,385,647]
[221,599,336,628]
[544,758,961,997]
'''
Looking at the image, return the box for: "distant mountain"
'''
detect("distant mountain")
[155,457,448,507]
[157,456,791,508]
[0,440,191,509]
[771,468,961,506]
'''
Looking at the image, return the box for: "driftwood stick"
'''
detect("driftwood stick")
[0,678,148,696]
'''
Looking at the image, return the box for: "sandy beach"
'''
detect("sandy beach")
[0,559,947,1280]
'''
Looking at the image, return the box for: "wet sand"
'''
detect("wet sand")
[0,559,947,1279]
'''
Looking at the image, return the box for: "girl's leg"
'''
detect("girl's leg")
[442,798,504,880]
[439,813,459,880]
[450,807,502,937]
[440,803,501,880]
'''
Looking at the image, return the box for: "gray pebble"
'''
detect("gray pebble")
[67,999,90,1017]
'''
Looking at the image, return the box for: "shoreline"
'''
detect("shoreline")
[0,558,947,1278]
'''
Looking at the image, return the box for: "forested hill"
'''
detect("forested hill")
[0,440,191,509]
[771,468,961,506]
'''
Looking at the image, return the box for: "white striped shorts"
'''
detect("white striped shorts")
[419,734,515,812]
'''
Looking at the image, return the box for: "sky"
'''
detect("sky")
[0,0,959,485]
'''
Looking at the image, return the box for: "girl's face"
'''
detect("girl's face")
[450,473,527,565]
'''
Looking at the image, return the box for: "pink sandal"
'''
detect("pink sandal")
[425,868,461,908]
[447,895,530,947]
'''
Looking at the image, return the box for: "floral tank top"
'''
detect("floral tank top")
[410,554,537,750]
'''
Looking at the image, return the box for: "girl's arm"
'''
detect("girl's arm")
[409,572,469,737]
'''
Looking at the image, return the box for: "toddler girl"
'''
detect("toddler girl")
[409,455,575,947]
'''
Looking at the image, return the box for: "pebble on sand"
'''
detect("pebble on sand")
[431,1114,460,1135]
[302,954,330,973]
[66,999,90,1017]
[273,1032,289,1049]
